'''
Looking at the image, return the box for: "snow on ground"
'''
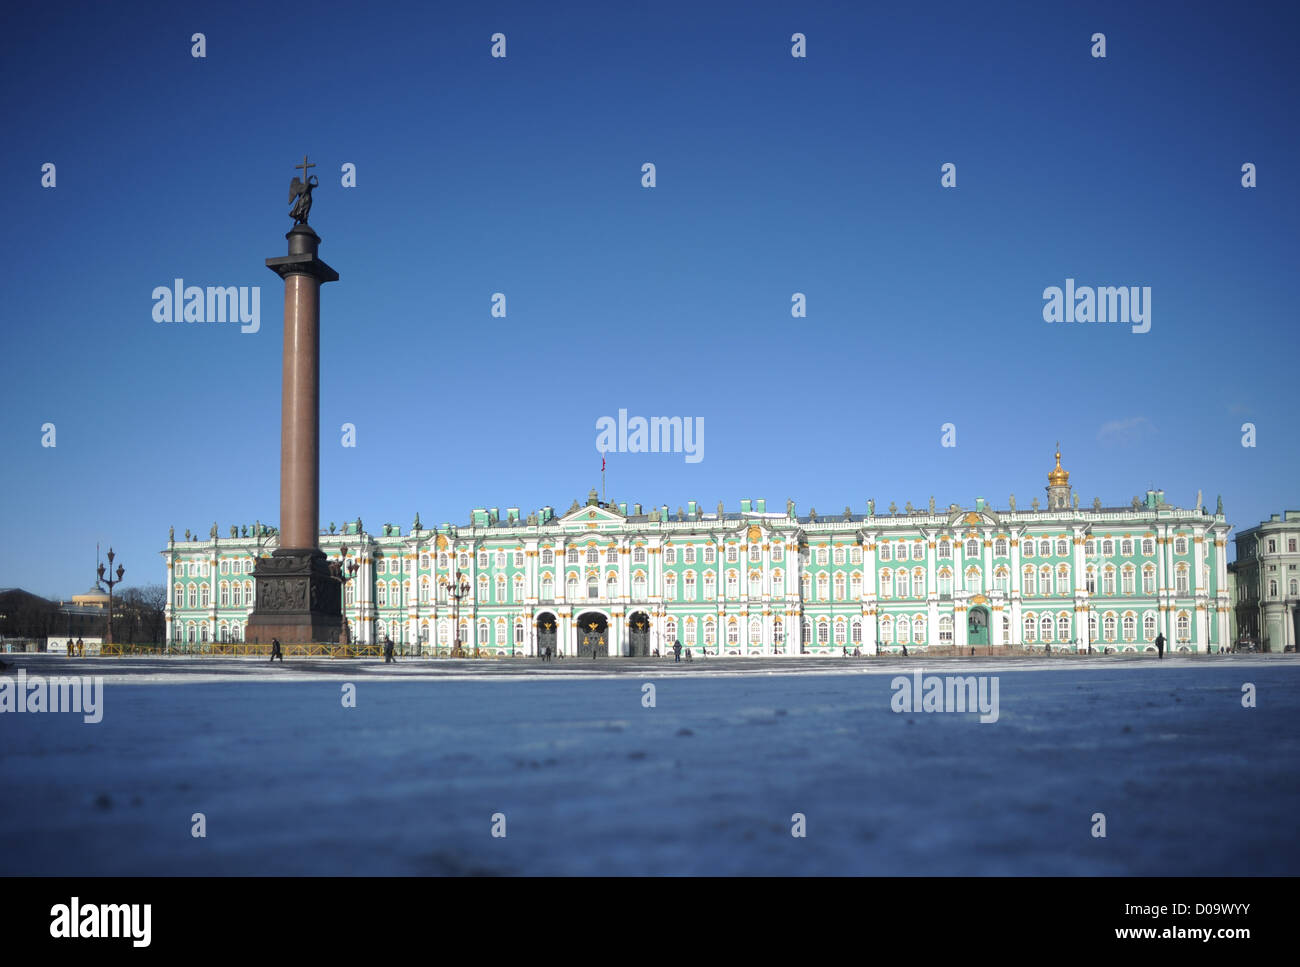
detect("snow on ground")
[1,655,1297,875]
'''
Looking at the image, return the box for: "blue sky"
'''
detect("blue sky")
[2,0,1297,598]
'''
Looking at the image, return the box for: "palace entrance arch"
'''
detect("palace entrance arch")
[536,612,557,657]
[628,611,651,657]
[576,611,609,657]
[968,605,991,647]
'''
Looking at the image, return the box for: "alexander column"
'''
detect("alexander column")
[246,155,343,645]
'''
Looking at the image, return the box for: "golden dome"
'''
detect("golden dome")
[1048,445,1069,487]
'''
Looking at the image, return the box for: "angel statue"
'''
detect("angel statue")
[288,163,320,224]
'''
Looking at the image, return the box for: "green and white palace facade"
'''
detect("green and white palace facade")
[161,452,1233,656]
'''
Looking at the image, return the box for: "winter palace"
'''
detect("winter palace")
[161,450,1234,656]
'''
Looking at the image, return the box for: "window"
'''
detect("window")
[478,552,488,569]
[1123,614,1136,641]
[1057,564,1069,592]
[851,546,862,564]
[1040,614,1053,642]
[1039,540,1051,557]
[703,572,717,599]
[495,622,506,646]
[1122,566,1135,595]
[938,541,951,560]
[496,576,506,602]
[816,573,829,601]
[896,616,910,644]
[1085,567,1096,593]
[704,619,716,646]
[727,546,739,563]
[880,570,892,598]
[879,543,892,562]
[566,575,579,599]
[478,575,489,599]
[772,544,784,562]
[1141,538,1154,556]
[1290,539,1297,553]
[913,541,924,559]
[607,573,618,598]
[1267,539,1276,554]
[233,583,242,606]
[1057,540,1069,557]
[1089,612,1097,641]
[438,553,448,569]
[633,573,647,598]
[851,618,862,644]
[1102,540,1114,557]
[219,583,229,607]
[1174,537,1188,555]
[541,549,553,565]
[1121,539,1133,557]
[816,620,829,645]
[773,619,784,644]
[1022,541,1034,559]
[478,622,489,645]
[914,615,927,644]
[459,553,470,569]
[633,546,646,564]
[587,577,599,599]
[816,548,828,565]
[685,547,696,565]
[1142,565,1155,594]
[1103,566,1116,595]
[1023,566,1036,595]
[772,569,783,595]
[664,618,677,643]
[966,540,979,559]
[1268,579,1277,597]
[1143,613,1156,641]
[1176,565,1188,594]
[664,547,675,565]
[1040,566,1052,595]
[1176,612,1191,641]
[850,572,862,598]
[1057,613,1070,642]
[1103,613,1116,641]
[939,616,953,644]
[200,585,209,608]
[377,584,387,606]
[728,621,740,646]
[684,571,696,599]
[938,569,952,596]
[567,548,579,565]
[749,571,762,597]
[174,584,183,607]
[587,547,599,564]
[994,568,1008,592]
[514,552,523,567]
[896,570,910,597]
[665,572,677,599]
[1023,614,1036,642]
[995,538,1008,556]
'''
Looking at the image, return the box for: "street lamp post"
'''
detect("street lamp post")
[334,545,359,648]
[443,570,471,658]
[97,547,125,645]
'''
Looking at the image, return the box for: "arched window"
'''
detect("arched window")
[633,546,646,564]
[477,575,489,599]
[896,570,910,598]
[1123,614,1136,641]
[632,572,647,599]
[851,617,862,644]
[587,577,599,599]
[586,547,599,564]
[938,569,952,596]
[606,572,618,598]
[880,569,892,598]
[850,572,862,598]
[727,620,740,646]
[541,574,554,599]
[219,582,229,607]
[478,621,489,645]
[725,571,738,598]
[995,538,1008,556]
[748,617,762,644]
[966,539,979,558]
[834,620,847,645]
[1024,614,1036,642]
[880,616,893,643]
[1103,566,1116,595]
[965,566,981,589]
[817,619,829,645]
[897,616,910,644]
[749,571,762,597]
[914,615,927,644]
[1103,613,1116,641]
[566,574,579,599]
[1057,540,1070,557]
[496,576,506,601]
[773,619,784,645]
[1040,614,1053,642]
[200,585,209,608]
[704,618,716,646]
[994,568,1008,592]
[496,622,507,646]
[1175,565,1189,594]
[1122,566,1135,595]
[913,568,925,596]
[664,618,677,643]
[1057,564,1069,592]
[541,549,553,565]
[1057,612,1071,642]
[939,615,953,643]
[1176,611,1191,641]
[377,583,387,606]
[1143,612,1156,640]
[1040,566,1052,595]
[665,572,677,598]
[817,573,829,600]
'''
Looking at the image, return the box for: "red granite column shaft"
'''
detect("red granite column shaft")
[280,273,320,551]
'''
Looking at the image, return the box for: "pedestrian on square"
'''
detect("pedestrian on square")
[1155,632,1165,659]
[76,637,84,657]
[384,635,394,663]
[270,637,283,662]
[673,639,682,663]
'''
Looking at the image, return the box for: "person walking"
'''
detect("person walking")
[673,639,682,663]
[1155,632,1165,660]
[76,637,84,657]
[384,635,394,663]
[270,637,283,662]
